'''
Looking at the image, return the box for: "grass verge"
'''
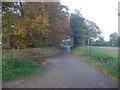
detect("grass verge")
[2,47,59,81]
[72,46,119,81]
[2,55,45,81]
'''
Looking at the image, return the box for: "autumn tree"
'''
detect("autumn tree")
[2,2,72,48]
[2,2,18,47]
[44,2,72,46]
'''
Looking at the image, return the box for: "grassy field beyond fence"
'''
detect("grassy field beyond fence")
[2,47,59,81]
[72,46,119,81]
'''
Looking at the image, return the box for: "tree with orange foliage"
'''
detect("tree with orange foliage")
[2,2,72,48]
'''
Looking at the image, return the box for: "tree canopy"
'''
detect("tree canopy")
[70,10,101,47]
[2,2,72,48]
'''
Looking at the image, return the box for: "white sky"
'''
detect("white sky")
[61,0,119,41]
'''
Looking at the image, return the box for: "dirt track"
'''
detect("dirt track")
[3,47,118,88]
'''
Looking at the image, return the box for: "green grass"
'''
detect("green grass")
[2,47,59,81]
[2,55,45,81]
[73,46,119,81]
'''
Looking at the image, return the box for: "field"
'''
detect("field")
[91,46,118,55]
[2,47,59,81]
[72,46,119,81]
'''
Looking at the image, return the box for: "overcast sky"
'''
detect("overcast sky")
[61,0,119,41]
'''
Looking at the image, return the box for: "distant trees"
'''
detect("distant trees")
[69,9,119,47]
[70,10,119,47]
[2,2,72,48]
[70,10,101,47]
[93,37,106,46]
[92,32,119,47]
[109,32,118,46]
